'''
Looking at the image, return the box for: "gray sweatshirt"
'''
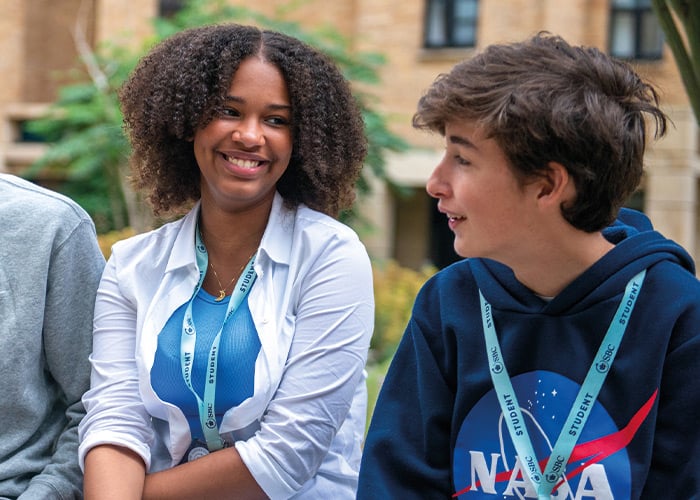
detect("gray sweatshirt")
[0,174,105,499]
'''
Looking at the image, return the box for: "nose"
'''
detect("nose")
[232,119,265,147]
[426,156,450,199]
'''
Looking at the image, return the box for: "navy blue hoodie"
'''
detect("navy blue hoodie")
[359,209,700,499]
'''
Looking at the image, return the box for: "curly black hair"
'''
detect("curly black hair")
[119,23,367,218]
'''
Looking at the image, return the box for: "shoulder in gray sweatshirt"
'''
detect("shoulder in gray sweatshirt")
[0,174,105,499]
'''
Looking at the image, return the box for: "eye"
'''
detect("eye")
[454,154,471,166]
[265,115,290,127]
[217,106,240,118]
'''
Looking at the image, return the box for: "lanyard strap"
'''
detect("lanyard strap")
[480,269,646,498]
[180,225,257,451]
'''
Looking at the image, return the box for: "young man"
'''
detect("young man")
[0,174,104,498]
[358,33,700,499]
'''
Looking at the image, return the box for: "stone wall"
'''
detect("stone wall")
[1,0,696,265]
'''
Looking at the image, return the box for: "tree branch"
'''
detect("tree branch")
[72,0,108,92]
[652,0,700,125]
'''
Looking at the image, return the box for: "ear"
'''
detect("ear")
[535,161,574,207]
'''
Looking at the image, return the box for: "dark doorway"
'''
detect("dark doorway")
[429,197,461,269]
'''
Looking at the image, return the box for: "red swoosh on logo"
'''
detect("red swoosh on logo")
[452,389,658,497]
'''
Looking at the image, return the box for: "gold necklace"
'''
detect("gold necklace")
[208,251,257,302]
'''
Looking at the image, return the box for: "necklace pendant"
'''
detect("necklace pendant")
[215,290,226,301]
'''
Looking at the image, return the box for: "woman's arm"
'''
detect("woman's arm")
[84,445,146,500]
[79,257,156,484]
[143,447,266,500]
[234,236,374,497]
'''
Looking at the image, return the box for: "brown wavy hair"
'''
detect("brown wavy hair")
[413,32,668,232]
[120,23,367,218]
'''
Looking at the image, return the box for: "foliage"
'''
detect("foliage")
[97,227,136,259]
[25,0,408,233]
[651,0,700,125]
[24,40,150,233]
[365,353,394,431]
[370,259,437,365]
[23,62,132,233]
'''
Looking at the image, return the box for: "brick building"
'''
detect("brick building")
[1,0,697,270]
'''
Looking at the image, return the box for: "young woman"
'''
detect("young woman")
[79,24,373,499]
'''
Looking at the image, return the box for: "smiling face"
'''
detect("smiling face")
[194,56,292,214]
[426,120,539,261]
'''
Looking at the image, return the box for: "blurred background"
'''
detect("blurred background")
[1,0,697,418]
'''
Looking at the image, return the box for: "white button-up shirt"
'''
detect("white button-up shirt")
[79,193,375,499]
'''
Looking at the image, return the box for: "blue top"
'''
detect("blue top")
[152,289,261,439]
[358,209,700,499]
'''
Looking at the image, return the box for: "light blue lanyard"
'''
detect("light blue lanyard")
[180,225,257,451]
[479,270,646,499]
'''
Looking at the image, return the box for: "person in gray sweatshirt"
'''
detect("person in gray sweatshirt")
[0,174,105,499]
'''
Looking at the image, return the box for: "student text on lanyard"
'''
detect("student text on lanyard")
[180,224,257,451]
[479,269,646,499]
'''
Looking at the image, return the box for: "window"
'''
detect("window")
[424,0,479,49]
[609,0,664,60]
[159,0,185,18]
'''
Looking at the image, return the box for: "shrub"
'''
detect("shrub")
[97,227,135,258]
[370,259,436,365]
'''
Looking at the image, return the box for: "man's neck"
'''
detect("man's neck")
[507,229,614,298]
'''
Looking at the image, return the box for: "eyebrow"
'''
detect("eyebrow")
[448,134,478,150]
[223,95,292,111]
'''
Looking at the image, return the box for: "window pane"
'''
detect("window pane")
[452,25,476,46]
[610,13,635,58]
[611,0,639,7]
[159,0,185,18]
[612,0,652,7]
[455,0,478,17]
[453,0,478,46]
[426,0,448,46]
[640,11,664,57]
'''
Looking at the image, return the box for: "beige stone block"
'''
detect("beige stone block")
[646,173,697,203]
[645,204,695,254]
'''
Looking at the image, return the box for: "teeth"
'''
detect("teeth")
[226,156,260,168]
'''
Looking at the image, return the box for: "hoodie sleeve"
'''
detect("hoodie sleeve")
[358,280,456,498]
[640,268,700,498]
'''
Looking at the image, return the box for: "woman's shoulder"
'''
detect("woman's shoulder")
[293,203,360,242]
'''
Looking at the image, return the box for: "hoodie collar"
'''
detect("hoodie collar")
[472,208,695,314]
